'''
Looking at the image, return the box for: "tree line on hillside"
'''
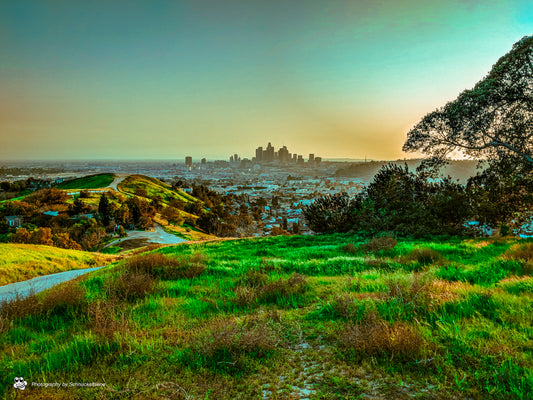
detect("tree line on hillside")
[304,160,532,237]
[0,188,171,250]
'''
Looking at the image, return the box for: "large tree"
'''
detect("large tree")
[403,35,533,166]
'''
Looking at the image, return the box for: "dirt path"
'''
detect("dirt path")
[0,266,104,302]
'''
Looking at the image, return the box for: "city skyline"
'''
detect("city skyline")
[1,1,532,161]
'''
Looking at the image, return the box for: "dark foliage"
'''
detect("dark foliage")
[404,35,533,166]
[303,192,353,233]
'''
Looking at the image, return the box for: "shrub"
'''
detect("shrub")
[40,282,87,317]
[398,248,442,268]
[87,300,126,339]
[125,252,206,280]
[303,192,353,233]
[504,242,533,262]
[256,273,307,305]
[321,294,366,320]
[363,237,397,253]
[338,312,424,361]
[384,273,431,312]
[503,243,533,275]
[0,293,40,323]
[232,273,307,307]
[110,273,155,302]
[183,317,281,373]
[236,270,269,288]
[342,243,358,255]
[0,282,87,325]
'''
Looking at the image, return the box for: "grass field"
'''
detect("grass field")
[118,175,197,203]
[57,174,115,190]
[0,244,113,285]
[1,234,532,399]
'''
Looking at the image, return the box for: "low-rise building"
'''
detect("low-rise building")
[5,215,22,228]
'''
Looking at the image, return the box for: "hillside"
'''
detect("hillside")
[0,243,112,285]
[1,234,532,399]
[118,175,196,203]
[335,159,482,183]
[56,173,115,190]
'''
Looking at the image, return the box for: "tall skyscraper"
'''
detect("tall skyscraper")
[185,156,192,167]
[278,146,290,163]
[255,147,263,162]
[264,142,274,162]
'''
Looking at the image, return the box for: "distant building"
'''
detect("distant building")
[309,154,314,163]
[201,158,207,165]
[263,142,274,162]
[255,147,263,162]
[315,157,322,165]
[297,155,304,164]
[185,156,193,167]
[5,216,22,228]
[278,146,290,163]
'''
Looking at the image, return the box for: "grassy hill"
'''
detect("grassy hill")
[57,173,115,190]
[1,234,532,399]
[0,243,112,285]
[118,175,197,203]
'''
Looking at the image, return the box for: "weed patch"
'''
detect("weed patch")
[338,312,425,362]
[125,252,206,280]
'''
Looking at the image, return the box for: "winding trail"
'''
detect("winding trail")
[0,266,104,302]
[106,173,128,191]
[106,224,187,247]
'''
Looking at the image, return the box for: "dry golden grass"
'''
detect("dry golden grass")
[0,243,113,285]
[338,312,425,361]
[232,272,307,306]
[88,300,128,339]
[426,279,471,307]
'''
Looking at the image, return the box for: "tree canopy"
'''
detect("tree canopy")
[403,35,533,166]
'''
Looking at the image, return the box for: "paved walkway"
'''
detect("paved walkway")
[0,266,104,302]
[106,224,187,247]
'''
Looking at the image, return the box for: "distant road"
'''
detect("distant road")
[0,266,104,302]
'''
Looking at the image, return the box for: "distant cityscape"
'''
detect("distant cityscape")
[184,142,321,168]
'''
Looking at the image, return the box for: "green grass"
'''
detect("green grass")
[0,243,113,285]
[118,175,196,203]
[57,173,115,190]
[1,235,532,399]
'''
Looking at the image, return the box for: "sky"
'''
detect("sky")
[0,0,532,161]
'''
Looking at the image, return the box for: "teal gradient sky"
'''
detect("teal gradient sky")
[1,0,532,160]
